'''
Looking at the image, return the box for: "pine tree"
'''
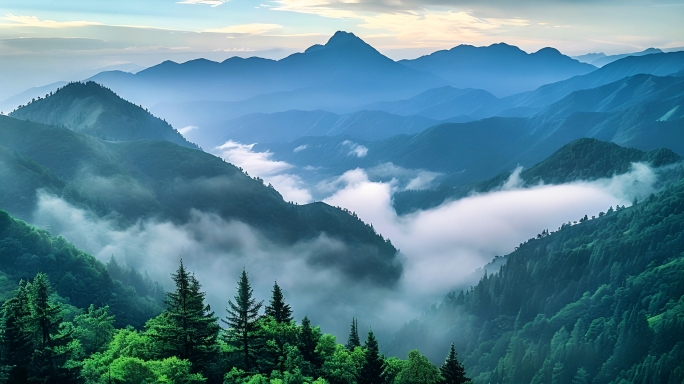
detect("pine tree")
[26,273,79,383]
[265,281,293,323]
[359,330,384,384]
[0,281,33,383]
[299,316,321,373]
[440,344,469,384]
[223,269,263,372]
[346,318,361,350]
[149,260,219,372]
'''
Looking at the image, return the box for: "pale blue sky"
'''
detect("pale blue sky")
[1,0,683,98]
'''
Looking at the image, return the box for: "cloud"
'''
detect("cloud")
[206,23,283,35]
[293,145,308,153]
[323,163,658,300]
[1,14,102,28]
[213,140,312,204]
[215,140,293,175]
[177,0,229,6]
[178,125,199,135]
[342,140,368,158]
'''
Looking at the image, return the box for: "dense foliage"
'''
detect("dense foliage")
[387,173,684,383]
[0,263,468,384]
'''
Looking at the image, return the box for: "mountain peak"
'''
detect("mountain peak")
[326,31,367,47]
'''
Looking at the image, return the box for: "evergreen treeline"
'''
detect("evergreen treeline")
[388,175,684,383]
[0,264,471,384]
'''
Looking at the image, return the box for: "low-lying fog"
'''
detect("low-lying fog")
[32,140,658,341]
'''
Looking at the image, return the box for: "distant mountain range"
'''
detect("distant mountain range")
[9,82,197,149]
[399,43,596,96]
[573,48,664,67]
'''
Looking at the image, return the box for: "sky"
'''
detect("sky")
[0,0,683,98]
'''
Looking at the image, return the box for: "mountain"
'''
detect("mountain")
[90,31,446,110]
[572,52,606,63]
[393,138,682,214]
[590,48,663,67]
[504,51,684,112]
[259,74,684,190]
[0,209,163,327]
[385,171,684,384]
[9,82,197,149]
[0,114,401,286]
[365,86,499,120]
[399,43,596,96]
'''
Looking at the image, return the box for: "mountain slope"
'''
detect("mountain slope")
[365,86,499,120]
[386,172,684,383]
[393,138,682,214]
[0,115,401,285]
[505,51,684,112]
[590,48,663,67]
[9,81,197,149]
[0,209,163,327]
[400,43,596,96]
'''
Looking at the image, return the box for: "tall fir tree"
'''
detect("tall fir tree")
[299,316,322,374]
[265,282,293,323]
[26,273,79,383]
[223,269,263,372]
[440,344,469,384]
[346,318,361,350]
[0,281,33,383]
[149,260,219,373]
[359,330,384,384]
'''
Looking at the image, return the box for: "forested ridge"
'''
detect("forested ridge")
[387,170,684,383]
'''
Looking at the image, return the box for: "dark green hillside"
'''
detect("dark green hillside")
[394,139,682,213]
[9,81,197,149]
[387,172,684,383]
[0,210,162,327]
[0,115,400,285]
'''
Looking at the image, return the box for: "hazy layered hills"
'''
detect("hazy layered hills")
[9,82,197,149]
[393,138,682,214]
[260,73,684,187]
[0,114,400,285]
[187,109,472,148]
[573,48,664,67]
[504,51,684,113]
[399,43,596,96]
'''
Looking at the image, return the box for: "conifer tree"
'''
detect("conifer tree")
[265,281,293,323]
[359,330,384,384]
[223,269,263,372]
[346,318,361,350]
[150,260,219,372]
[299,316,322,372]
[0,281,33,383]
[440,343,469,384]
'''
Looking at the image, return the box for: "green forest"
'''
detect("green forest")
[0,259,470,384]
